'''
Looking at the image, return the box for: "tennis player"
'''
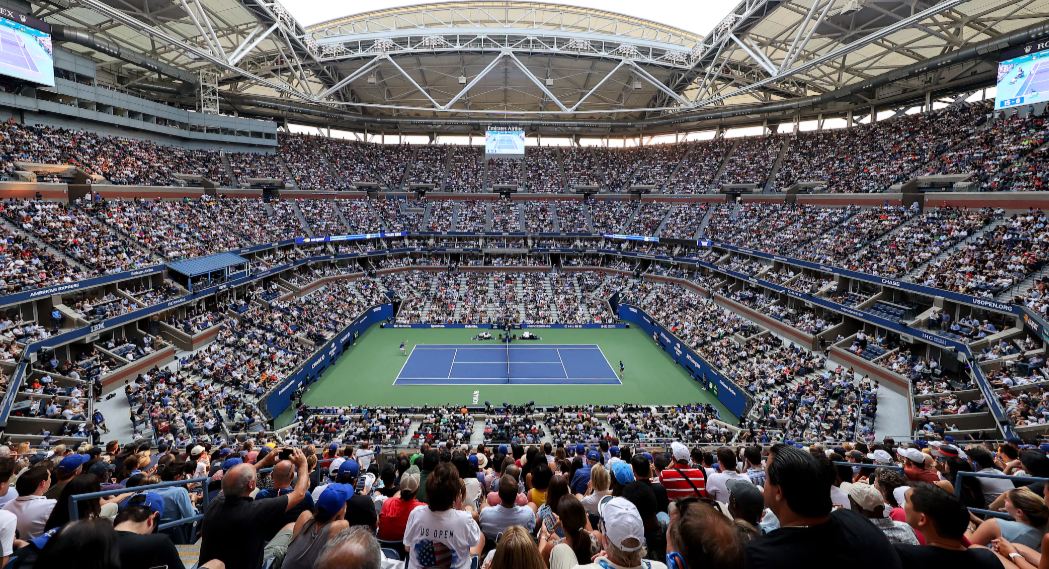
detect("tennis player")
[400,341,407,356]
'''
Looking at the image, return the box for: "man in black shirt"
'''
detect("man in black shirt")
[744,444,900,569]
[895,483,1005,569]
[630,453,669,514]
[328,459,378,529]
[198,447,310,569]
[114,493,225,569]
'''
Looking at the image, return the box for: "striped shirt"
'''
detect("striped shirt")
[659,463,707,500]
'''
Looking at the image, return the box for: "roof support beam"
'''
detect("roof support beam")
[441,52,506,110]
[383,55,442,108]
[316,54,383,99]
[782,0,836,72]
[570,59,627,111]
[625,61,691,106]
[506,52,570,112]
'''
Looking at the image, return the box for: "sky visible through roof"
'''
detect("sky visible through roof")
[286,0,734,35]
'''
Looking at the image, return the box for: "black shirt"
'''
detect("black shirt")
[895,544,1004,569]
[745,509,900,569]
[344,493,378,528]
[198,493,289,569]
[117,530,186,569]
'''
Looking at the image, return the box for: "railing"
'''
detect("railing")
[953,471,1049,520]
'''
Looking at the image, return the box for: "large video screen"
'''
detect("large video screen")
[485,128,525,157]
[0,11,54,87]
[995,44,1049,110]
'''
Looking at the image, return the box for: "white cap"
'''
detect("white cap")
[866,449,893,465]
[896,448,925,464]
[671,442,690,462]
[599,497,645,552]
[190,445,204,456]
[841,482,885,511]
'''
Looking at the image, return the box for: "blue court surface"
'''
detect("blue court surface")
[394,344,622,385]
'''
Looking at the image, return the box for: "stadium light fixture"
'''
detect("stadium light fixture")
[368,73,377,85]
[458,76,467,85]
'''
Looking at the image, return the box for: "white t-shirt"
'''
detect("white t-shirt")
[0,487,17,509]
[404,507,481,569]
[830,485,852,511]
[705,470,751,503]
[0,510,15,557]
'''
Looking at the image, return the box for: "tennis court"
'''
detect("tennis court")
[0,28,37,73]
[1019,60,1049,97]
[393,344,622,385]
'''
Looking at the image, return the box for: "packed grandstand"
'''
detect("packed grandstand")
[0,0,1048,568]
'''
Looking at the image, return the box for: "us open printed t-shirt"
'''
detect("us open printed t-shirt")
[404,507,481,569]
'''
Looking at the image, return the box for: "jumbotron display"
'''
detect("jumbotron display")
[995,40,1049,110]
[0,7,53,87]
[485,126,525,157]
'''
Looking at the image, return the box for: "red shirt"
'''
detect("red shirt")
[377,497,423,541]
[659,463,707,500]
[903,466,939,484]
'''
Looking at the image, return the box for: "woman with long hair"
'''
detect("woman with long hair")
[536,475,570,539]
[527,462,553,509]
[968,487,1048,550]
[933,456,984,510]
[539,494,601,564]
[484,525,546,569]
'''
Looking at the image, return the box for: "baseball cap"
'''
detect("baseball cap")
[575,443,585,455]
[932,445,966,459]
[57,454,88,473]
[468,455,479,467]
[587,451,600,462]
[611,461,635,485]
[400,472,421,493]
[846,450,864,460]
[944,436,955,443]
[328,443,338,452]
[841,482,885,512]
[316,483,350,517]
[222,458,243,472]
[338,459,360,480]
[598,497,645,552]
[119,492,166,516]
[726,479,763,513]
[28,527,59,551]
[896,448,925,463]
[643,452,653,462]
[219,448,232,457]
[1007,437,1023,445]
[867,449,893,465]
[671,442,690,462]
[88,462,116,478]
[190,445,204,457]
[498,445,508,455]
[609,446,620,457]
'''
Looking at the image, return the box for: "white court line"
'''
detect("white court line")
[595,344,624,385]
[556,348,569,379]
[392,344,418,385]
[448,348,458,379]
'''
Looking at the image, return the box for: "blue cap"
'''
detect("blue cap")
[57,454,88,472]
[575,443,585,455]
[784,440,794,446]
[468,455,479,466]
[915,441,928,449]
[643,452,653,462]
[119,492,166,516]
[498,445,508,455]
[329,443,338,451]
[609,446,620,457]
[1039,445,1049,453]
[338,459,360,480]
[219,448,232,457]
[316,483,350,516]
[944,436,955,443]
[587,451,600,462]
[611,462,635,485]
[1007,437,1022,445]
[28,527,58,550]
[223,458,243,472]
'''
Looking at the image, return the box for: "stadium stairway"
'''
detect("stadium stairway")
[589,147,608,188]
[997,263,1049,302]
[219,150,239,187]
[903,218,1010,281]
[845,208,919,261]
[581,202,595,233]
[0,215,94,276]
[693,206,716,239]
[555,147,569,190]
[550,202,562,233]
[307,136,342,181]
[516,202,527,231]
[177,544,201,568]
[712,140,740,181]
[421,201,432,229]
[617,203,640,234]
[450,202,460,231]
[654,204,675,237]
[332,201,357,234]
[762,138,792,193]
[484,203,493,232]
[277,156,297,188]
[290,202,314,238]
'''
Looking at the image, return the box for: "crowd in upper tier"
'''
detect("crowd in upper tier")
[3,100,1049,192]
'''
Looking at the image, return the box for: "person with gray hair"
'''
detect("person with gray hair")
[315,526,387,569]
[198,447,310,569]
